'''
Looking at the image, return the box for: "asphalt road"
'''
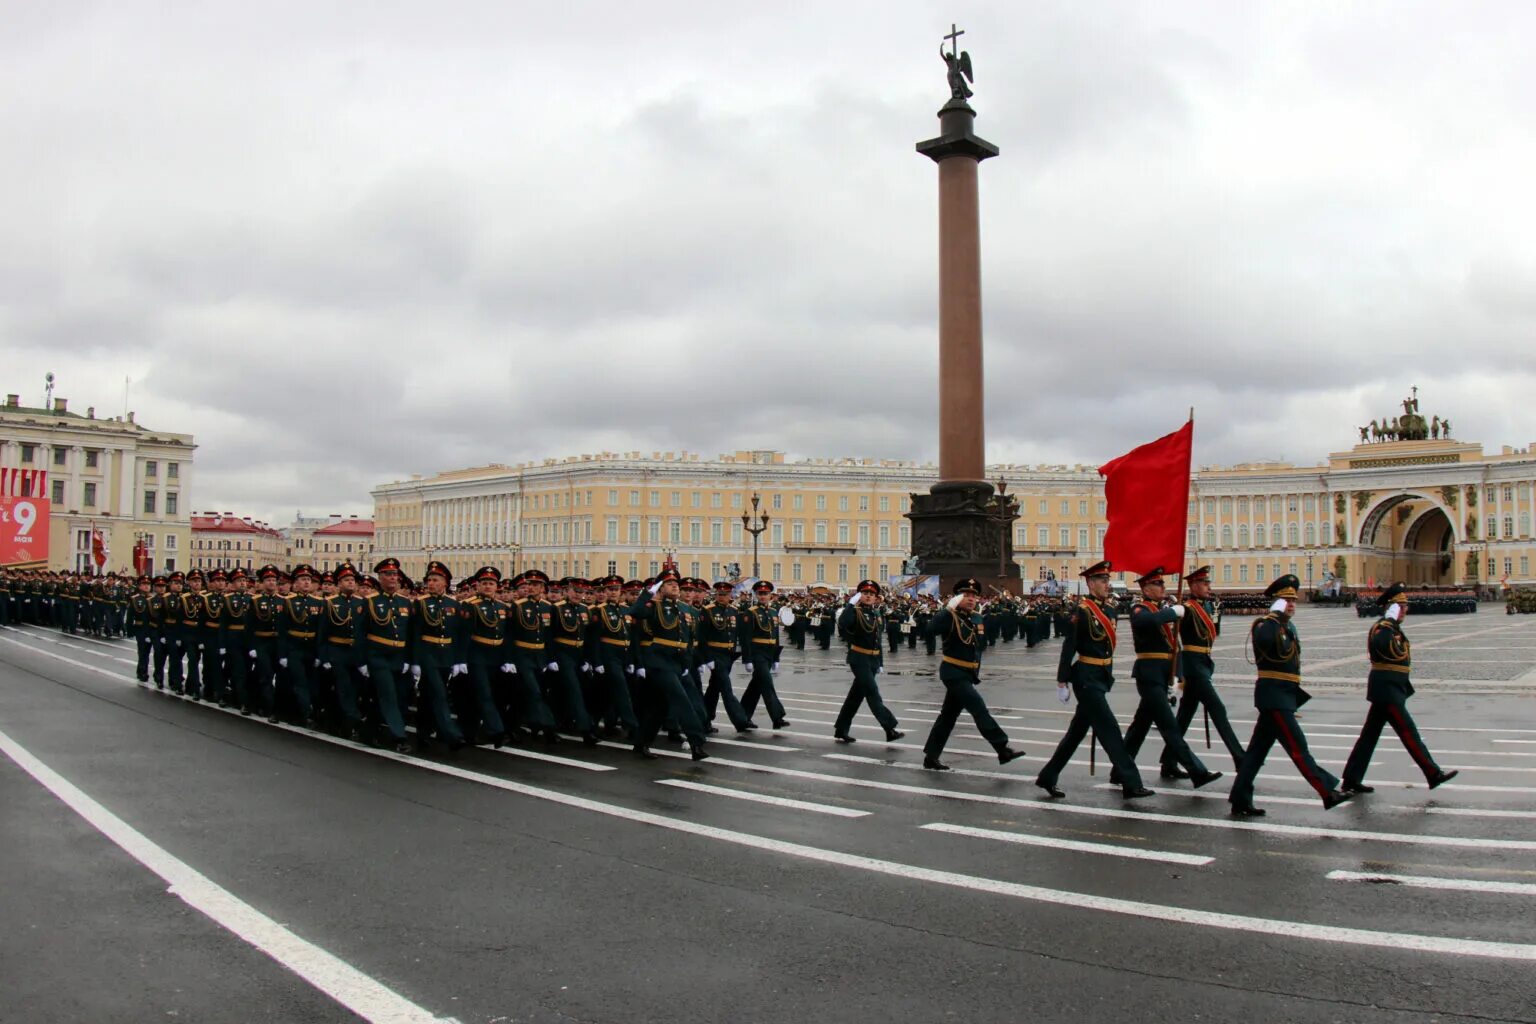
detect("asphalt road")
[2,608,1534,1023]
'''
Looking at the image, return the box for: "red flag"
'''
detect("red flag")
[91,527,108,570]
[1098,419,1194,578]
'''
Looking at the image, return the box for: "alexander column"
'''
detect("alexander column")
[907,25,1020,593]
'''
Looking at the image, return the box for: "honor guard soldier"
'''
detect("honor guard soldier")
[833,580,903,742]
[698,581,754,733]
[1035,562,1154,799]
[586,575,639,738]
[919,578,1024,771]
[128,575,156,682]
[629,567,709,760]
[409,561,467,751]
[157,572,186,692]
[277,565,324,726]
[319,565,366,739]
[452,565,510,748]
[249,566,285,721]
[222,569,255,712]
[1229,575,1351,816]
[1162,566,1245,772]
[548,577,599,745]
[362,558,414,752]
[738,580,790,729]
[201,569,230,704]
[1341,582,1459,794]
[504,570,561,742]
[1115,569,1222,788]
[885,601,907,654]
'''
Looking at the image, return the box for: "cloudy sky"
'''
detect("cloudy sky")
[6,1,1535,524]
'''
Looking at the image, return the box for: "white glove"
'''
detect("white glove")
[450,664,466,678]
[946,595,963,610]
[595,665,605,674]
[322,662,331,670]
[401,661,410,673]
[247,650,256,658]
[218,648,226,655]
[546,661,559,672]
[875,666,883,675]
[197,643,205,651]
[359,665,369,678]
[1171,604,1185,619]
[772,662,780,673]
[637,667,647,678]
[1057,684,1072,704]
[410,665,421,682]
[500,663,515,673]
[581,662,591,673]
[278,657,288,668]
[847,592,861,606]
[648,581,663,595]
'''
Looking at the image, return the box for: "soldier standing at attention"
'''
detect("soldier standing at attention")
[1115,568,1223,789]
[739,580,790,729]
[920,578,1025,771]
[833,579,903,743]
[1229,575,1352,816]
[1035,562,1154,800]
[699,581,754,733]
[361,558,414,752]
[409,561,467,752]
[1340,582,1459,795]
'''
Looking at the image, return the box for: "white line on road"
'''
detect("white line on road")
[1424,807,1536,820]
[655,778,870,817]
[920,822,1214,866]
[1327,869,1536,896]
[0,727,455,1024]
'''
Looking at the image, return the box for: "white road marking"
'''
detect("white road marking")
[655,778,870,817]
[0,727,455,1024]
[1424,807,1536,820]
[921,822,1213,866]
[1327,870,1536,896]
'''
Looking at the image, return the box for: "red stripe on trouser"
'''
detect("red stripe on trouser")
[1270,709,1329,799]
[1385,704,1434,775]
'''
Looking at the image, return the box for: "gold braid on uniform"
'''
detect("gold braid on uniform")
[326,595,353,627]
[951,609,976,646]
[366,596,397,628]
[418,596,445,630]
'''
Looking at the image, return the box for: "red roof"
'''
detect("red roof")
[314,519,374,537]
[191,514,282,538]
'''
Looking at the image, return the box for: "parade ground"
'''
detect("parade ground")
[3,607,1535,1023]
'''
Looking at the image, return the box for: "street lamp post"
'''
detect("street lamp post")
[741,492,770,579]
[987,477,1018,581]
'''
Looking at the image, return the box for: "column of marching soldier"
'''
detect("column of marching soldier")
[0,560,1461,816]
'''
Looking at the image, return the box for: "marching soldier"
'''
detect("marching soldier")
[276,564,324,726]
[1163,566,1245,772]
[179,570,207,699]
[629,567,709,760]
[920,578,1024,770]
[249,566,285,721]
[739,580,790,729]
[156,572,186,693]
[586,574,639,738]
[1115,568,1222,788]
[548,577,599,744]
[127,575,156,682]
[1035,562,1153,799]
[451,565,511,748]
[1341,582,1459,794]
[504,570,561,743]
[1229,575,1352,816]
[200,569,229,704]
[223,568,255,713]
[698,580,754,733]
[409,561,467,751]
[834,579,903,743]
[319,565,366,739]
[361,558,414,752]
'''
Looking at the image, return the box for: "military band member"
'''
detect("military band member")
[739,580,789,729]
[1340,582,1459,794]
[1115,568,1222,788]
[885,602,906,654]
[250,566,285,721]
[409,561,466,751]
[319,565,366,740]
[1162,566,1245,772]
[586,574,639,738]
[699,581,754,733]
[834,579,903,742]
[629,568,708,760]
[362,558,414,752]
[919,578,1024,770]
[128,575,156,682]
[223,569,255,712]
[1228,575,1351,816]
[1035,562,1154,799]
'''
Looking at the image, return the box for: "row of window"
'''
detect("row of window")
[1486,515,1532,539]
[142,491,178,515]
[1195,522,1331,549]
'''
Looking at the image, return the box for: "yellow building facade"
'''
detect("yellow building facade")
[0,393,195,574]
[371,425,1536,592]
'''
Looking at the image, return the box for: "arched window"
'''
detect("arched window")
[1271,524,1283,546]
[1287,524,1300,546]
[1220,497,1233,514]
[1322,520,1333,543]
[1237,498,1249,514]
[1304,522,1316,545]
[1238,525,1249,547]
[1221,525,1233,548]
[1204,525,1216,548]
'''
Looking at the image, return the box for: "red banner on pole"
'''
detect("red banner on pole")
[0,496,51,568]
[1098,419,1194,578]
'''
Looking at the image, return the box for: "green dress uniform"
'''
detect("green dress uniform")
[361,579,413,748]
[585,589,639,737]
[1162,570,1245,770]
[738,591,788,728]
[697,596,752,733]
[408,585,466,749]
[200,587,228,703]
[1342,587,1456,791]
[504,584,559,739]
[177,586,206,699]
[1036,567,1148,797]
[127,585,156,682]
[548,595,596,740]
[1117,579,1214,785]
[834,589,901,741]
[629,577,708,756]
[452,590,510,746]
[1229,576,1346,813]
[155,583,185,691]
[222,586,255,712]
[276,584,324,724]
[920,587,1019,769]
[250,584,285,720]
[319,589,366,737]
[885,605,906,653]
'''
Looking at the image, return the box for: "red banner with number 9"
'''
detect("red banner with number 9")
[0,496,50,568]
